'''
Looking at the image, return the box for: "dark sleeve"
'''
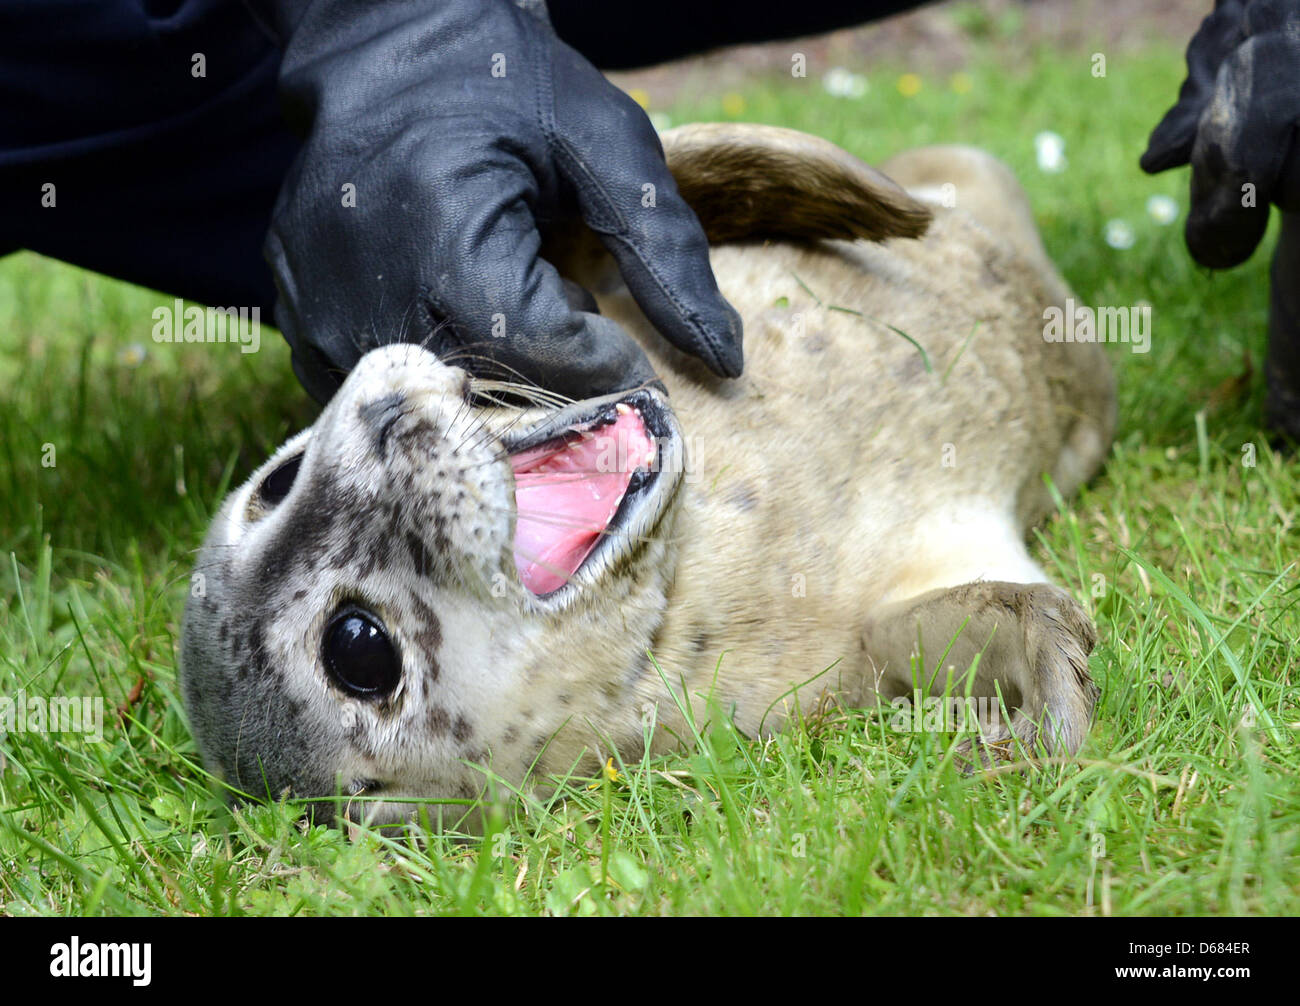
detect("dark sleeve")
[0,0,294,312]
[0,0,921,302]
[547,0,930,69]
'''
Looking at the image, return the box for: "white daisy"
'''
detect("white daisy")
[1034,131,1067,173]
[1104,219,1136,250]
[823,67,868,99]
[1146,194,1179,225]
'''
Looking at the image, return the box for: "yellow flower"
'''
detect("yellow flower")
[588,757,621,789]
[627,88,651,110]
[721,92,746,117]
[949,72,973,94]
[897,73,922,97]
[117,343,147,368]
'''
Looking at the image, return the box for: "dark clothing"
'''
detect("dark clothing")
[1,1,293,313]
[0,0,913,317]
[548,0,922,69]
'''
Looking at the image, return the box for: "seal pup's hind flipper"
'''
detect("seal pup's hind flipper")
[660,122,933,245]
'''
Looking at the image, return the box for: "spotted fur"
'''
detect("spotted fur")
[181,126,1116,828]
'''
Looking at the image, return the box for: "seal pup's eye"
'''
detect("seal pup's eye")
[323,607,401,698]
[259,454,303,507]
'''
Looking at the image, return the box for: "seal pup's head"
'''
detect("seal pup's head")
[180,343,685,826]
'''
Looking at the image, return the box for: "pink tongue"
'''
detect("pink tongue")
[511,409,655,594]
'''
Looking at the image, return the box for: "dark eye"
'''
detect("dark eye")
[260,454,303,507]
[323,608,401,698]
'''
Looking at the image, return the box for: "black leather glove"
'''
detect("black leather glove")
[254,0,743,403]
[1140,0,1300,268]
[1141,0,1300,439]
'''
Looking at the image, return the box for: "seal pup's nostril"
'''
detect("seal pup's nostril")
[358,393,407,459]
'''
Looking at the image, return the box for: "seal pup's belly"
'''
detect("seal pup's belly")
[544,136,1113,766]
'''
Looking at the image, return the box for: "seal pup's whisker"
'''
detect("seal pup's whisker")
[465,410,533,457]
[460,400,536,455]
[454,383,553,455]
[438,348,576,406]
[468,379,571,411]
[449,409,500,457]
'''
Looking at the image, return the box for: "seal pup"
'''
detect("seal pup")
[180,123,1116,826]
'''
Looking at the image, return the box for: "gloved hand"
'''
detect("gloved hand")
[1141,0,1300,439]
[253,0,743,403]
[1140,0,1300,268]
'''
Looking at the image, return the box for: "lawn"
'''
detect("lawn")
[1,34,1296,916]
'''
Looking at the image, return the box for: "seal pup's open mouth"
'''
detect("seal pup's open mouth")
[502,387,683,597]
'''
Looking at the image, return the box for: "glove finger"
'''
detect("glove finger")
[583,140,744,378]
[1141,0,1249,174]
[549,51,743,377]
[423,160,659,399]
[1244,0,1300,34]
[1186,31,1300,267]
[264,224,355,404]
[269,120,657,402]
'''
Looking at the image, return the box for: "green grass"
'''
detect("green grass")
[2,39,1297,916]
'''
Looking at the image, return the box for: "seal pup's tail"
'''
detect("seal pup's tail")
[660,122,933,245]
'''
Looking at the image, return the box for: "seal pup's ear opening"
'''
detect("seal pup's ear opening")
[660,122,933,245]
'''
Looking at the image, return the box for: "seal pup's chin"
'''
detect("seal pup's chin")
[503,386,684,600]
